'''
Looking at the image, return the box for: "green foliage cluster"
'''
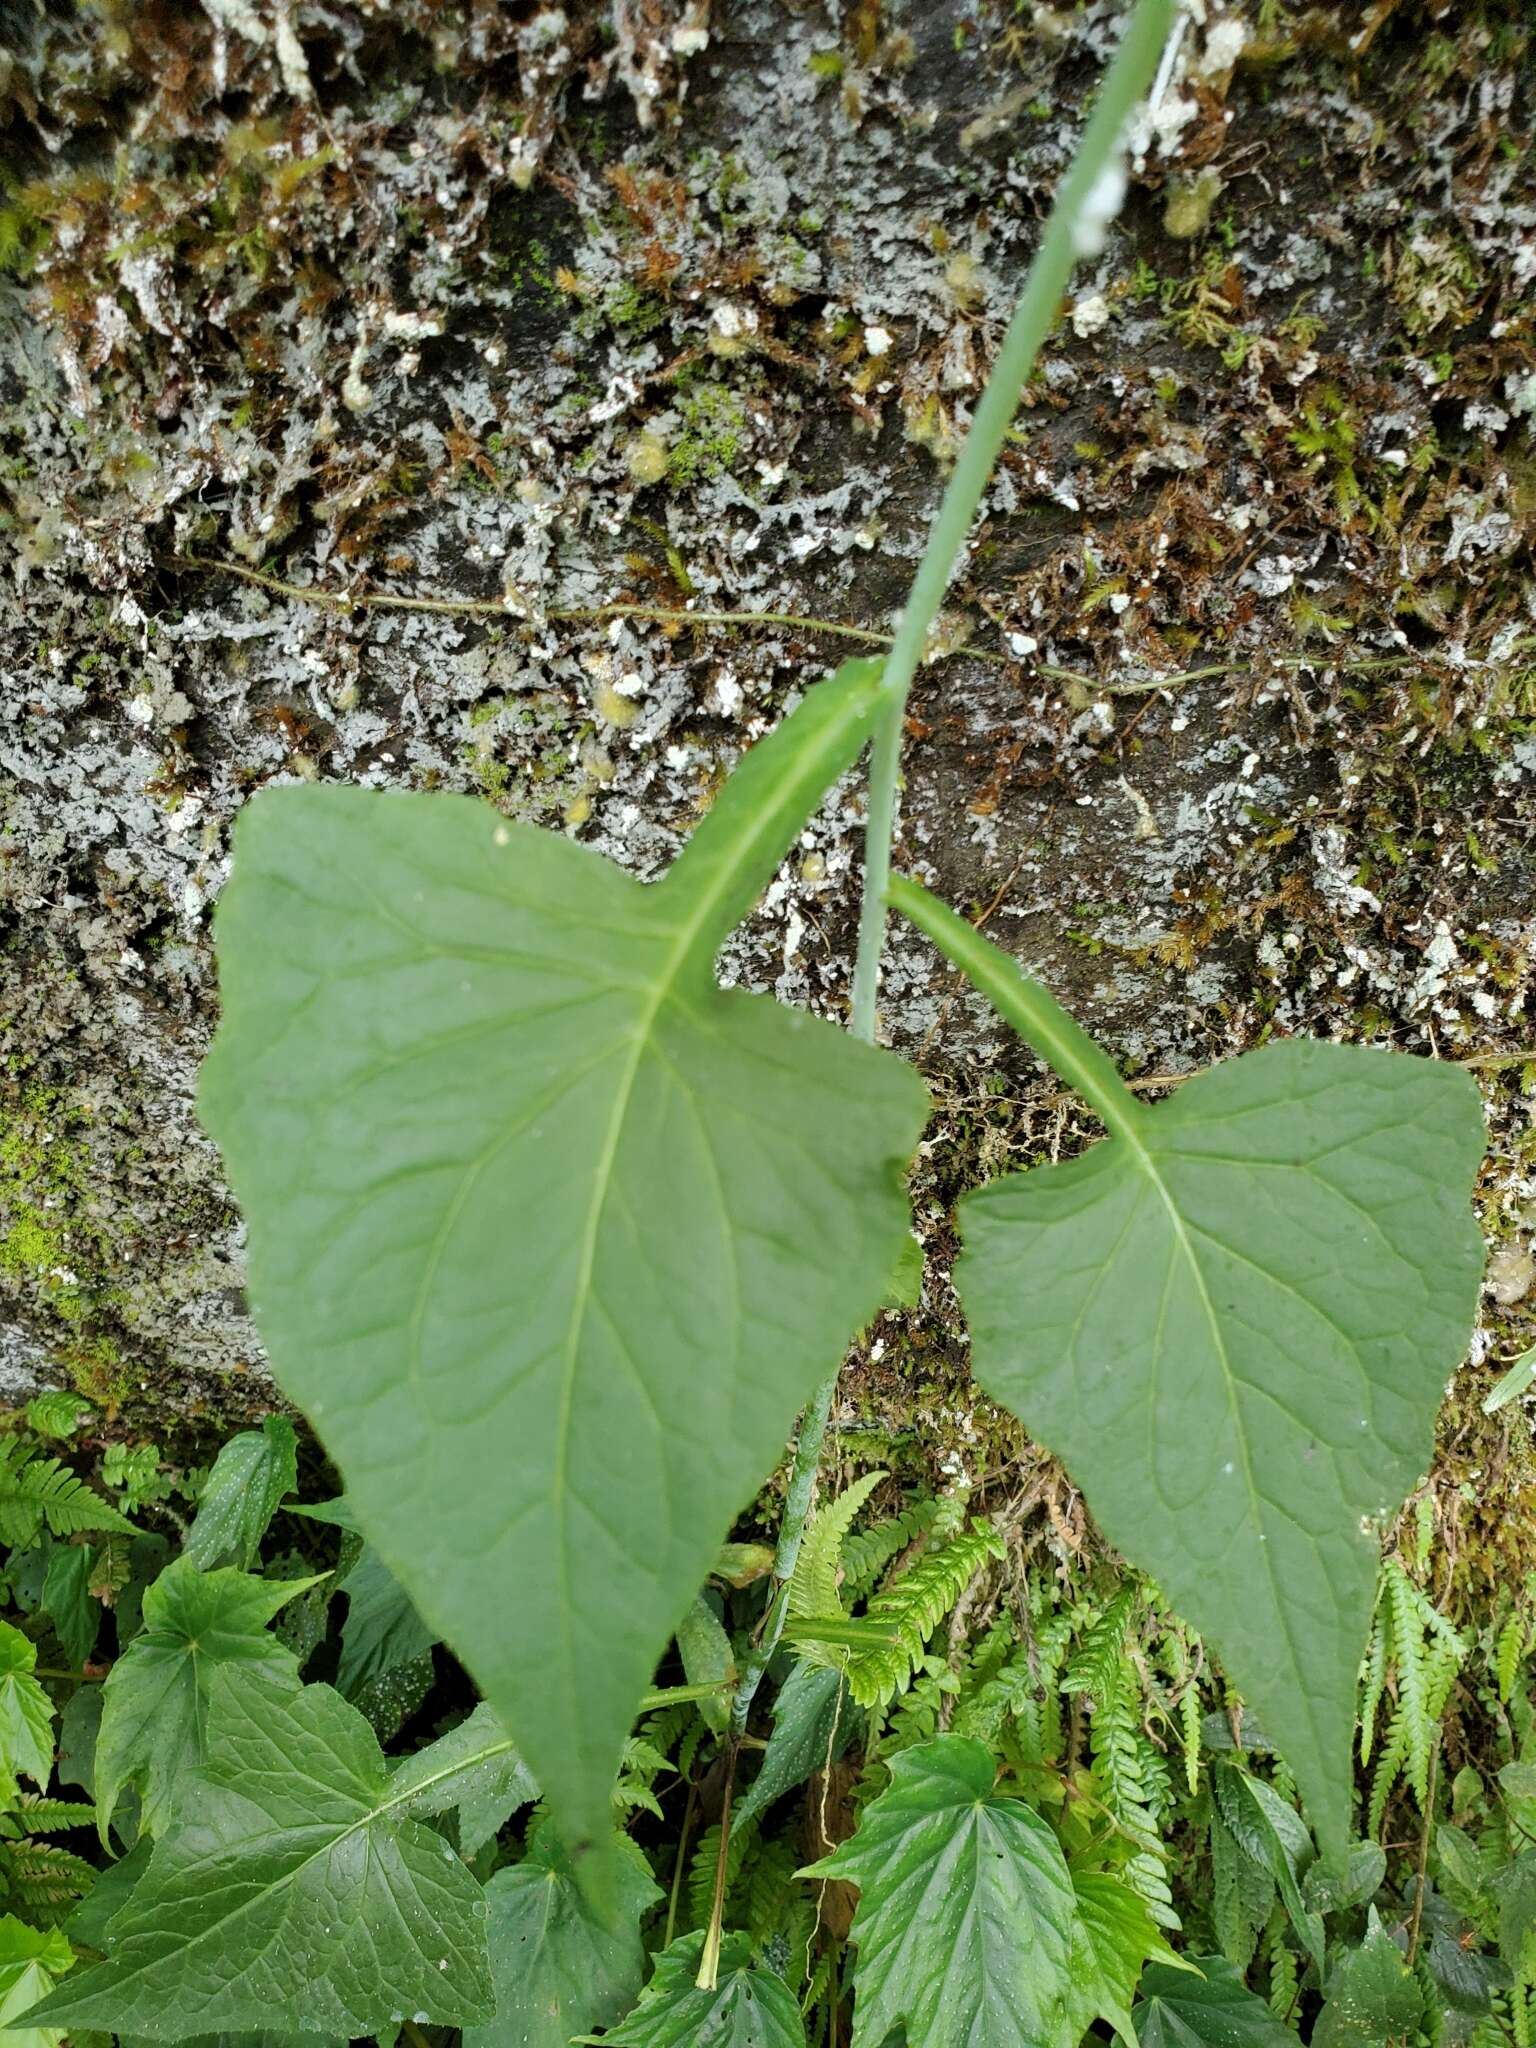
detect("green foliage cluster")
[0,1416,1526,2048]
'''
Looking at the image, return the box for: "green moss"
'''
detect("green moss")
[667,381,752,485]
[1,1087,97,1306]
[0,1084,130,1403]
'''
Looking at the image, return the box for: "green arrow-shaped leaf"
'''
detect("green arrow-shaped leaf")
[200,657,928,1856]
[890,877,1484,1858]
[466,1817,660,2048]
[27,1670,494,2039]
[590,1933,805,2048]
[182,1417,297,1571]
[94,1560,322,1840]
[802,1733,1078,2048]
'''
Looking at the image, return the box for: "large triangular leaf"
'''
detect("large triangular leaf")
[94,1560,321,1839]
[181,1417,297,1571]
[199,657,928,1856]
[27,1670,494,2039]
[591,1932,804,2047]
[466,1817,660,2048]
[889,878,1485,1859]
[1133,1955,1296,2047]
[802,1733,1078,2047]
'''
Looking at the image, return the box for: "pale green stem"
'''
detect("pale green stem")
[888,875,1146,1141]
[701,1,1175,1986]
[850,0,1176,1042]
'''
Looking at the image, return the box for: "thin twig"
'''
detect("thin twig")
[695,1739,739,1991]
[168,553,1004,663]
[664,1777,697,1953]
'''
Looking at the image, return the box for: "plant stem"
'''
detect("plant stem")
[664,1777,697,1952]
[695,1740,739,1991]
[888,874,1146,1142]
[849,0,1175,1042]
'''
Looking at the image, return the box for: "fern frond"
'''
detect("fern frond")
[840,1496,943,1602]
[24,1392,93,1441]
[1091,1657,1177,1927]
[1179,1681,1203,1795]
[7,1796,95,1833]
[1267,1915,1301,2031]
[0,1840,96,1916]
[1498,1613,1528,1706]
[686,1815,758,1930]
[800,1945,834,2022]
[0,1438,133,1546]
[1009,1607,1074,1766]
[1369,1704,1413,1836]
[1064,1589,1137,1705]
[787,1470,888,1666]
[741,1833,802,1944]
[844,1519,1004,1712]
[1387,1558,1435,1804]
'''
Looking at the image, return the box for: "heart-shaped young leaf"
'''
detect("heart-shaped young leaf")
[29,1671,495,2039]
[466,1819,660,2048]
[1213,1763,1323,1967]
[0,1913,73,2048]
[1314,1910,1422,2048]
[200,658,927,1860]
[1133,1956,1296,2048]
[181,1417,297,1571]
[0,1622,55,1794]
[1067,1870,1191,2044]
[592,1933,805,2048]
[94,1560,321,1841]
[802,1734,1078,2047]
[890,878,1485,1859]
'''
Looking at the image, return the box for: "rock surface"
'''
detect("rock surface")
[1,0,1532,1469]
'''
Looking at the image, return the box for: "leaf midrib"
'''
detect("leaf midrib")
[1119,1124,1323,1762]
[544,680,885,1755]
